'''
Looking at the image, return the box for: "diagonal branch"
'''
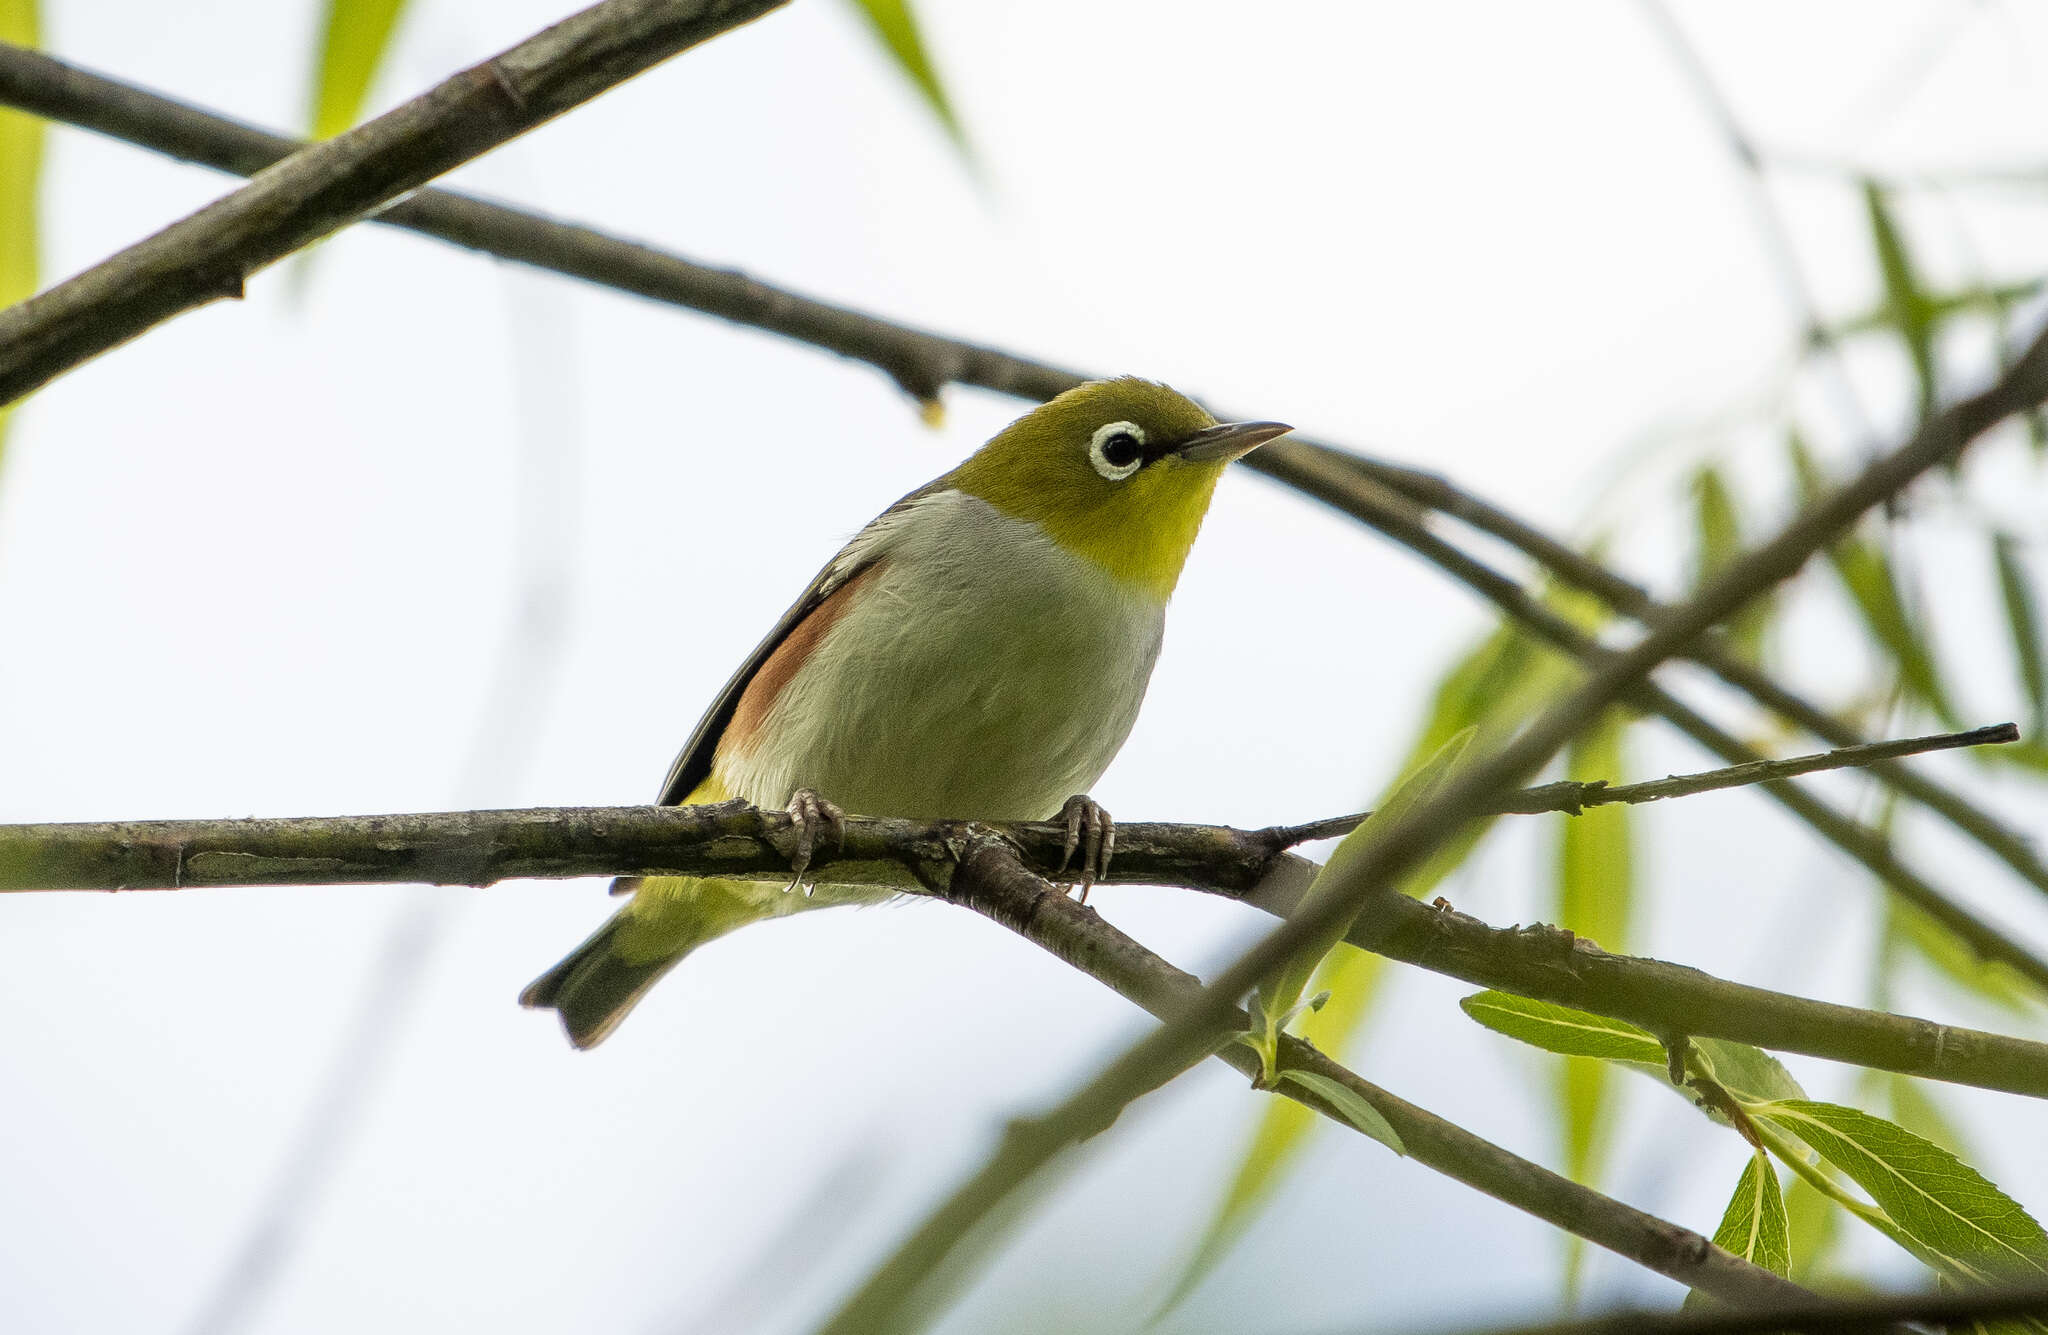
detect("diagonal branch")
[856,829,1830,1324]
[0,0,790,406]
[9,789,2048,1100]
[2,45,2039,933]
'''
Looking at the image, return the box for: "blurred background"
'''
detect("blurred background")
[2,1,2047,1331]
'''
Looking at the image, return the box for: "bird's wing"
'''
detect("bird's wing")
[650,482,944,806]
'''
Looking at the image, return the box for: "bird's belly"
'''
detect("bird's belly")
[715,519,1165,822]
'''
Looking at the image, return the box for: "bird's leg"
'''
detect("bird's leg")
[784,787,847,895]
[1055,793,1115,902]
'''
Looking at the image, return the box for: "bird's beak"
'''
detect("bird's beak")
[1175,420,1293,463]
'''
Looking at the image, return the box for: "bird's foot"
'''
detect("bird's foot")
[784,787,846,895]
[1055,793,1115,903]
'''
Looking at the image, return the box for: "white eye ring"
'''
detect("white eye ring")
[1088,421,1146,481]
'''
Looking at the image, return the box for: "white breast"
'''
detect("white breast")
[715,489,1167,822]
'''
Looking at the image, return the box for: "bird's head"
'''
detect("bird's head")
[949,378,1290,599]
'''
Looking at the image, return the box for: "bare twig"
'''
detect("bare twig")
[0,0,789,406]
[1271,724,2016,845]
[1417,1277,2048,1335]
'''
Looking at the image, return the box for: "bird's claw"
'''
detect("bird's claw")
[1055,793,1115,903]
[784,787,846,895]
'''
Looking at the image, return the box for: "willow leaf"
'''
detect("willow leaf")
[1994,533,2047,739]
[1555,707,1634,1293]
[309,0,411,139]
[1754,1099,2048,1286]
[0,0,41,472]
[1689,464,1771,662]
[1458,992,1666,1069]
[840,0,968,154]
[1684,1152,1791,1312]
[1864,179,1938,419]
[1789,433,1957,725]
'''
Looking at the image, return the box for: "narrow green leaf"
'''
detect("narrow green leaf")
[1689,465,1771,662]
[1863,179,1938,419]
[1252,727,1475,1081]
[1163,618,1577,1314]
[1783,1167,1844,1282]
[1754,1099,2048,1284]
[839,0,969,154]
[1994,533,2048,739]
[1554,707,1633,1294]
[0,0,43,473]
[308,0,411,140]
[1459,991,1667,1068]
[1274,1069,1404,1157]
[1789,433,1958,726]
[1684,1152,1792,1312]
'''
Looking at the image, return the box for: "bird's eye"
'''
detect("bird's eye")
[1089,421,1146,481]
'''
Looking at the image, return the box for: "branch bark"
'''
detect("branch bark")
[0,0,789,406]
[9,793,2047,1100]
[1,44,2038,928]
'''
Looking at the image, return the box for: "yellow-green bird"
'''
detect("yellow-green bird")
[521,378,1290,1047]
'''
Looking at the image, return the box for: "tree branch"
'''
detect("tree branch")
[827,829,1828,1329]
[9,789,2048,1101]
[6,43,2039,976]
[0,0,789,406]
[1428,1277,2048,1335]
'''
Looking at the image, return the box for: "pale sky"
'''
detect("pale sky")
[2,2,2046,1332]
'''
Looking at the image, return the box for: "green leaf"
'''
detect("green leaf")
[1458,991,1667,1068]
[1162,618,1578,1315]
[1690,1038,1807,1106]
[1689,465,1771,663]
[1883,1071,1973,1161]
[1554,706,1633,1293]
[1684,1152,1791,1312]
[1783,1167,1844,1282]
[1789,433,1957,726]
[1754,1099,2048,1284]
[839,0,968,155]
[1274,1069,1404,1157]
[0,0,42,472]
[308,0,411,140]
[1863,179,1938,420]
[1251,726,1475,1082]
[1885,895,2038,1019]
[1994,533,2048,740]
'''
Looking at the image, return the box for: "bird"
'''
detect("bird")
[521,377,1290,1048]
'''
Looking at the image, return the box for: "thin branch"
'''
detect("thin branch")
[0,0,790,406]
[831,830,1830,1328]
[9,797,2046,1099]
[1419,1278,2048,1335]
[1259,444,2048,994]
[0,42,1066,408]
[4,46,2040,926]
[1271,724,2016,845]
[1348,451,2048,907]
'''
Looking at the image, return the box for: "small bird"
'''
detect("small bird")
[521,378,1290,1047]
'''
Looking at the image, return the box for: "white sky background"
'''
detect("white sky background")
[2,1,2047,1331]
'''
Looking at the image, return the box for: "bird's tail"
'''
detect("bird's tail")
[520,875,767,1049]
